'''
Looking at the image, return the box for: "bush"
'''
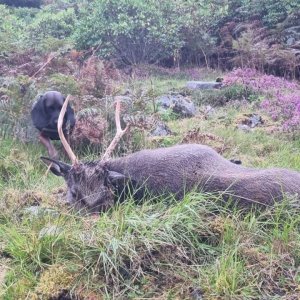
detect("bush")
[224,68,300,131]
[43,73,80,96]
[0,0,42,8]
[0,75,37,141]
[26,7,76,49]
[228,0,300,28]
[0,5,26,54]
[73,0,183,65]
[192,84,258,107]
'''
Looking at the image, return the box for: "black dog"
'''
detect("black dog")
[31,91,75,159]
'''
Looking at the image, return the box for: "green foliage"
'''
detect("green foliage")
[192,84,259,107]
[1,0,299,73]
[26,7,76,49]
[0,5,26,53]
[73,0,228,66]
[228,0,300,28]
[0,76,37,140]
[73,0,183,64]
[2,99,300,298]
[0,0,41,8]
[43,73,80,96]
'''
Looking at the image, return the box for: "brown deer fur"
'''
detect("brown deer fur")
[42,144,300,212]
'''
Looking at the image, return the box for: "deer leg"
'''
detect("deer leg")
[39,133,58,159]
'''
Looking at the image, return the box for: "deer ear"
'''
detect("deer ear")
[107,171,126,184]
[41,157,71,177]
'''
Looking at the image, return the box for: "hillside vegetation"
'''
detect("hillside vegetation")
[1,0,300,299]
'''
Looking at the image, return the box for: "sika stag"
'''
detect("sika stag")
[41,96,300,212]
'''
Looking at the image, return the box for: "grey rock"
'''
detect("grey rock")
[23,206,59,219]
[282,26,300,46]
[237,124,251,132]
[190,288,204,300]
[241,114,264,128]
[248,114,263,128]
[186,81,222,90]
[287,37,296,46]
[38,225,63,239]
[150,122,172,136]
[156,94,196,118]
[202,105,216,118]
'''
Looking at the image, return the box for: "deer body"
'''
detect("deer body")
[106,144,300,205]
[43,144,300,212]
[41,96,300,212]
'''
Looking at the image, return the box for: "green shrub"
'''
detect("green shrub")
[73,0,183,65]
[192,84,259,107]
[0,0,42,8]
[43,73,80,96]
[0,5,26,53]
[26,7,76,49]
[0,76,37,140]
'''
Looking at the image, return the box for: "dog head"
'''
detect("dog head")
[31,91,75,136]
[42,91,65,128]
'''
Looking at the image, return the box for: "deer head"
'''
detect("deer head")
[41,95,130,212]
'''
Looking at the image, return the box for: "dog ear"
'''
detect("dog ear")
[31,95,48,130]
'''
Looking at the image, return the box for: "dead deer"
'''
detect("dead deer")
[41,96,300,212]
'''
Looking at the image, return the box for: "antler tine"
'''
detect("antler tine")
[58,95,78,165]
[101,97,130,161]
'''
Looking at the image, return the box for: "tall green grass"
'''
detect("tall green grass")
[2,97,300,298]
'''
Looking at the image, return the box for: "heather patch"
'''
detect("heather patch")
[224,68,300,131]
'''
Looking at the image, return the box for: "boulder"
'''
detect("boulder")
[282,26,300,47]
[186,81,222,90]
[150,122,172,136]
[156,94,196,118]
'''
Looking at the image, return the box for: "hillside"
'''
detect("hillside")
[1,1,300,299]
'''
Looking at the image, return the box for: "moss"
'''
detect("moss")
[33,265,76,299]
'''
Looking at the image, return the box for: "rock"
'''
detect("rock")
[156,94,196,118]
[190,287,204,300]
[282,26,300,46]
[150,122,172,136]
[237,124,251,132]
[248,114,263,128]
[201,105,216,119]
[38,225,63,239]
[23,206,60,219]
[242,114,263,128]
[186,81,222,90]
[236,113,264,133]
[287,37,296,46]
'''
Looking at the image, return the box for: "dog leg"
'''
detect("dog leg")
[39,133,58,159]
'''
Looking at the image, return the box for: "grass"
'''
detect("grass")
[2,75,300,299]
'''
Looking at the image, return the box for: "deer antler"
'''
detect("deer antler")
[101,97,130,161]
[58,95,78,165]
